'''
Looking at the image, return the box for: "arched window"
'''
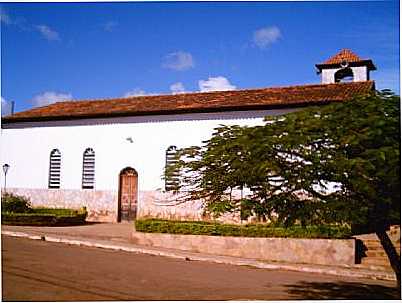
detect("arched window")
[335,67,354,83]
[49,149,61,189]
[82,148,95,189]
[165,145,180,191]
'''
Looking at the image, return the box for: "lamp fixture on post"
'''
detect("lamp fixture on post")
[3,164,10,192]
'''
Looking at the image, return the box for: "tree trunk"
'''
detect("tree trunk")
[375,229,401,289]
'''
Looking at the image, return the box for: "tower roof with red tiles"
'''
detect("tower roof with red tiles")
[316,49,376,71]
[323,49,363,64]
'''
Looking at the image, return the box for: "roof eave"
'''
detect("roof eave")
[315,60,377,72]
[1,101,347,125]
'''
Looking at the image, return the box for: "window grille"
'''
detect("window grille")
[49,149,61,189]
[82,148,95,189]
[165,145,180,191]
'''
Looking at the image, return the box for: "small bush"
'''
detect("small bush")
[135,219,352,239]
[1,193,32,213]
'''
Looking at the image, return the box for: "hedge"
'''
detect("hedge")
[135,219,352,239]
[2,208,87,226]
[31,208,82,216]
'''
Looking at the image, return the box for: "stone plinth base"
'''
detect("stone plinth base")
[6,188,118,222]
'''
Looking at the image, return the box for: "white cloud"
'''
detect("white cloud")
[198,76,236,92]
[35,25,60,41]
[1,97,12,116]
[123,88,149,97]
[31,91,72,107]
[162,51,194,71]
[170,82,186,94]
[1,9,57,38]
[103,21,118,32]
[253,26,281,49]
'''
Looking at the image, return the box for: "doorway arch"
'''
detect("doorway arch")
[118,167,138,222]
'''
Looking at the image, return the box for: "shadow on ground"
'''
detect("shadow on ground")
[285,281,400,300]
[82,222,104,226]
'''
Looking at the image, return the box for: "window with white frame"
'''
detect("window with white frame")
[165,145,180,191]
[82,148,95,189]
[49,149,61,189]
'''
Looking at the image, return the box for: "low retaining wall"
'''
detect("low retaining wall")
[131,231,356,266]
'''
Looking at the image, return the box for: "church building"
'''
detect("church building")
[1,49,376,222]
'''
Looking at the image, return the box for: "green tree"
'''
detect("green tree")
[168,90,400,283]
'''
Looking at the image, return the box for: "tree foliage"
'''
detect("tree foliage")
[166,90,400,230]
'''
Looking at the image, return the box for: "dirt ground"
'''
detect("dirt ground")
[2,235,400,301]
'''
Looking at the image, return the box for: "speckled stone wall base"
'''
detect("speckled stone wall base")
[6,188,118,222]
[6,188,246,224]
[137,191,246,224]
[137,191,204,221]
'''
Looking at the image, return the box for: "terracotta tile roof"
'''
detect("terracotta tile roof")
[316,49,376,71]
[2,81,375,123]
[323,49,363,65]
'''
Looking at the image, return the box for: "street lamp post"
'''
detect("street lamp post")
[3,164,10,192]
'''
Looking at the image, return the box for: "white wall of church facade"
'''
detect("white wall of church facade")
[2,109,296,222]
[321,66,368,84]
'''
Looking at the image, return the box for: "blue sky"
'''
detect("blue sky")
[0,1,399,115]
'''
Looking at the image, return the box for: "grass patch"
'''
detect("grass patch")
[135,218,352,239]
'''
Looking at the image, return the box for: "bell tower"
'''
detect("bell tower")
[315,49,376,84]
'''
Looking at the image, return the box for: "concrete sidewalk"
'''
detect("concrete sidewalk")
[1,223,397,282]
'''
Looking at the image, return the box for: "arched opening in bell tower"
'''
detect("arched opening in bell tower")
[334,67,354,83]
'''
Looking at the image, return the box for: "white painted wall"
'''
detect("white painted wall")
[352,66,369,82]
[321,69,336,84]
[321,66,368,84]
[1,109,296,192]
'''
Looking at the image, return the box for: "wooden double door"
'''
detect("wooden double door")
[118,167,138,222]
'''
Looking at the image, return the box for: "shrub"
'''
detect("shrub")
[1,201,88,226]
[135,219,351,239]
[2,208,87,226]
[1,193,32,213]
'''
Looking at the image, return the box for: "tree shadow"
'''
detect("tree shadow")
[285,281,400,300]
[82,221,104,226]
[355,238,367,263]
[376,229,401,286]
[354,225,400,288]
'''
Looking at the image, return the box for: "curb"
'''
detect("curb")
[1,231,189,260]
[2,231,396,282]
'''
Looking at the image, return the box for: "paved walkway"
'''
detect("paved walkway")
[1,223,397,282]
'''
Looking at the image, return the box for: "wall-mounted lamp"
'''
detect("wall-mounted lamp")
[3,163,10,192]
